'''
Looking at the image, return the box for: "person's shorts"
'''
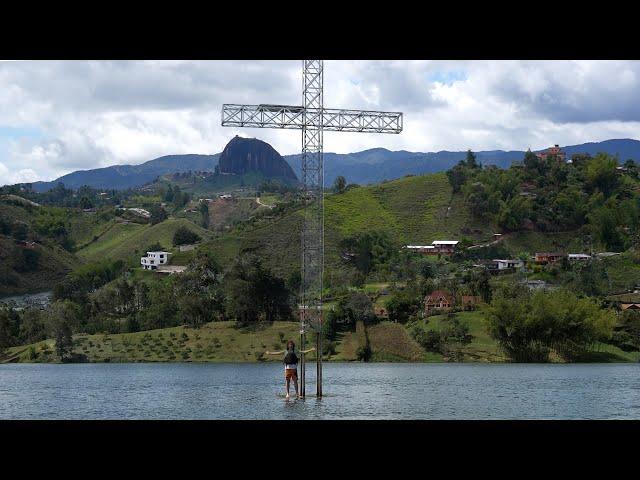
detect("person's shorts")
[285,368,298,380]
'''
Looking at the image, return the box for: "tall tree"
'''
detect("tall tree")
[333,175,347,194]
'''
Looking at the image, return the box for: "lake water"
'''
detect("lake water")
[1,363,639,419]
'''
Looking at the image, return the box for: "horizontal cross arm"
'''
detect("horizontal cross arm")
[221,104,402,134]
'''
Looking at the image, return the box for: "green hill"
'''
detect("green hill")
[199,173,501,282]
[0,200,81,296]
[76,217,213,264]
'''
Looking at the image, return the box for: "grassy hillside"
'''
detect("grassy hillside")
[325,173,490,243]
[198,173,496,282]
[0,200,81,295]
[5,315,637,364]
[76,217,213,264]
[0,236,79,296]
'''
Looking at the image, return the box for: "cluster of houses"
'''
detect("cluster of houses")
[534,252,592,264]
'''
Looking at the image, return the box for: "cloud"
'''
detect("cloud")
[1,60,640,185]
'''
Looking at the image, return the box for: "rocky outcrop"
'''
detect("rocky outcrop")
[218,136,298,180]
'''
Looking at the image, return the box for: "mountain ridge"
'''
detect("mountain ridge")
[17,138,640,192]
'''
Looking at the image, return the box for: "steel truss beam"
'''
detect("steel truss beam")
[222,104,403,134]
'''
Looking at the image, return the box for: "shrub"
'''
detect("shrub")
[173,226,201,246]
[356,345,372,362]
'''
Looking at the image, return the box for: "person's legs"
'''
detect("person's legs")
[293,373,299,398]
[285,376,291,398]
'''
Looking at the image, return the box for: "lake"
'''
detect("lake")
[1,363,639,419]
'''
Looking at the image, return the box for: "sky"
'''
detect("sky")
[1,60,640,185]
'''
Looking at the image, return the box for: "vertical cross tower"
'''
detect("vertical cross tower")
[222,60,403,397]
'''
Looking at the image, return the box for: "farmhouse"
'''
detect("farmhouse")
[424,290,454,315]
[141,251,171,270]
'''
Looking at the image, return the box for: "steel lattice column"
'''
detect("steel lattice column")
[221,60,403,399]
[300,60,324,398]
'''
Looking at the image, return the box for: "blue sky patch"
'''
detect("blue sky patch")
[427,70,467,85]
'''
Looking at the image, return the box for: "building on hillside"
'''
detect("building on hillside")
[473,259,499,273]
[432,240,459,255]
[141,251,171,270]
[621,303,640,311]
[494,259,524,270]
[405,245,436,254]
[424,290,455,315]
[535,252,566,264]
[568,253,591,262]
[461,295,482,310]
[219,194,233,200]
[536,144,567,163]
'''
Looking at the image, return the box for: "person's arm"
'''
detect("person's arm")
[265,350,285,355]
[300,347,316,354]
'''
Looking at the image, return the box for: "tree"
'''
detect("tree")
[340,232,396,276]
[588,205,624,251]
[224,254,291,327]
[446,161,468,193]
[523,149,543,177]
[485,288,615,362]
[173,226,201,246]
[175,253,226,327]
[19,308,46,344]
[79,196,93,209]
[385,290,420,323]
[149,205,168,225]
[163,184,175,203]
[199,202,210,229]
[586,153,619,197]
[46,300,81,360]
[0,308,19,351]
[465,149,479,169]
[333,175,347,194]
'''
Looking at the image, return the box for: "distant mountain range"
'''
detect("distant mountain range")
[23,138,640,192]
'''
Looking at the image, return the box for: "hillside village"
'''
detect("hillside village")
[1,138,640,364]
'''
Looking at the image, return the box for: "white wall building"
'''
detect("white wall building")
[494,259,524,270]
[141,251,171,270]
[568,253,591,262]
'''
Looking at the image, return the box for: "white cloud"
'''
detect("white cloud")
[1,60,640,185]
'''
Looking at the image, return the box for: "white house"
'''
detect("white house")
[494,259,524,270]
[568,253,591,262]
[141,251,171,270]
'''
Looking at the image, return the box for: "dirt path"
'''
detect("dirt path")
[255,197,274,209]
[467,233,507,250]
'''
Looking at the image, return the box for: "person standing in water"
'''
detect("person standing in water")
[265,340,315,399]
